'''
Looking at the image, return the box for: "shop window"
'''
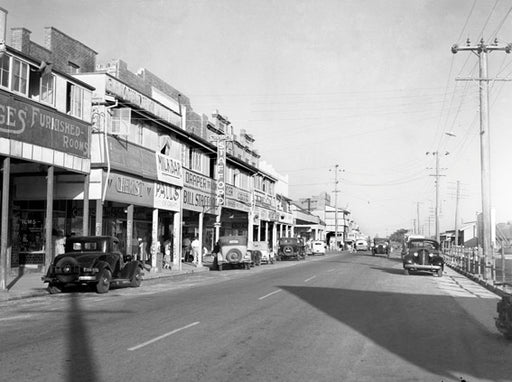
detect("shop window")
[0,54,9,88]
[11,58,28,95]
[66,82,84,119]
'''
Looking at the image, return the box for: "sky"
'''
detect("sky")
[3,0,512,237]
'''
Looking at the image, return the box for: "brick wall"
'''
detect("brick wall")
[44,27,96,73]
[10,26,96,73]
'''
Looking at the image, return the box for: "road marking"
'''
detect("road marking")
[326,269,336,273]
[128,321,200,351]
[258,290,281,300]
[304,275,317,283]
[0,314,33,322]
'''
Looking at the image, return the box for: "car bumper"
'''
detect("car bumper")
[404,264,442,271]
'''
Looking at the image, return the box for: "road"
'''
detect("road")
[1,251,512,382]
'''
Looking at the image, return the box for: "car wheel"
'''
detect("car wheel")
[55,257,79,284]
[404,269,410,275]
[130,266,143,287]
[96,269,112,294]
[436,269,443,277]
[48,283,63,294]
[218,264,223,271]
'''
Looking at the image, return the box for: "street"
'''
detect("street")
[1,251,512,382]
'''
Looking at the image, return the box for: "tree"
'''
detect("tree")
[389,229,408,243]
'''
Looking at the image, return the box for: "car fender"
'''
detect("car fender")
[122,260,143,277]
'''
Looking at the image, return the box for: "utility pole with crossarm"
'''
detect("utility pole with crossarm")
[451,38,512,280]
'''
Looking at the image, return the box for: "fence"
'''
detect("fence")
[444,243,512,294]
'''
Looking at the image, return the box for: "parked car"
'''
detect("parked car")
[311,240,326,255]
[372,238,390,257]
[355,239,369,252]
[276,237,306,261]
[402,238,444,277]
[248,241,274,265]
[42,236,144,294]
[215,235,252,271]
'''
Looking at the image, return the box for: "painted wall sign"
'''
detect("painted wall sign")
[215,139,226,206]
[0,90,90,158]
[105,76,181,128]
[105,172,154,207]
[156,153,183,186]
[154,182,180,211]
[182,168,217,213]
[254,189,277,209]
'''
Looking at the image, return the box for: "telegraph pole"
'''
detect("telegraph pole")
[417,202,422,235]
[454,181,460,246]
[452,38,512,280]
[427,151,447,243]
[330,165,342,251]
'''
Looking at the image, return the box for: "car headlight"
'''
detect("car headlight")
[413,252,418,257]
[428,253,433,258]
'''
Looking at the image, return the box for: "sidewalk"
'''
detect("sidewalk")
[0,260,211,302]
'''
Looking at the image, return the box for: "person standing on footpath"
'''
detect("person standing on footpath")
[191,236,200,265]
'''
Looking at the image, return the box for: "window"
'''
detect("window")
[0,55,9,88]
[67,83,84,118]
[40,72,55,105]
[11,58,28,95]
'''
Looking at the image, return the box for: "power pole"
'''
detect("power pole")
[330,165,342,251]
[417,202,422,235]
[427,151,447,243]
[452,38,512,280]
[454,180,460,246]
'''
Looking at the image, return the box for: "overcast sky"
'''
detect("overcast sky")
[4,0,512,237]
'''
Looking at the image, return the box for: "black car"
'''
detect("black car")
[402,238,444,277]
[42,236,144,293]
[276,237,306,261]
[372,238,390,257]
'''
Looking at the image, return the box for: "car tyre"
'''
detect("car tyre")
[130,266,143,287]
[96,268,112,294]
[436,269,443,277]
[218,264,223,271]
[404,269,410,275]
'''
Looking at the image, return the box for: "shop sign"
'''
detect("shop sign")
[154,182,180,211]
[225,184,251,205]
[182,187,216,213]
[279,211,294,225]
[105,172,154,207]
[215,139,226,206]
[225,198,250,212]
[254,190,276,209]
[105,76,181,128]
[183,168,216,192]
[156,153,183,186]
[0,90,90,158]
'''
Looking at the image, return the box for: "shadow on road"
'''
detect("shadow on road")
[66,293,99,382]
[279,285,512,381]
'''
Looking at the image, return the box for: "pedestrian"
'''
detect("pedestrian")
[191,236,200,264]
[182,236,191,262]
[163,237,172,269]
[138,238,148,262]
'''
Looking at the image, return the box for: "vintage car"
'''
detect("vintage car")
[355,239,369,252]
[248,241,274,265]
[215,235,252,270]
[276,237,306,261]
[311,240,326,255]
[402,238,444,277]
[496,295,512,340]
[372,238,390,256]
[42,236,144,294]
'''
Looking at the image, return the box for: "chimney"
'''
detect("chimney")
[10,27,31,54]
[0,7,7,44]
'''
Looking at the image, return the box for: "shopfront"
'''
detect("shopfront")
[251,189,278,247]
[182,168,217,261]
[220,184,251,237]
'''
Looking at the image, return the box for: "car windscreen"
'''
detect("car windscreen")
[409,241,438,250]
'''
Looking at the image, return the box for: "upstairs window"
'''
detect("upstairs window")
[66,83,84,118]
[11,58,28,95]
[40,72,55,105]
[0,55,9,88]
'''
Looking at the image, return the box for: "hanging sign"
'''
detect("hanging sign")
[216,139,226,206]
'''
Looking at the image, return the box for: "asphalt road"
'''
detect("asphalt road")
[1,251,512,382]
